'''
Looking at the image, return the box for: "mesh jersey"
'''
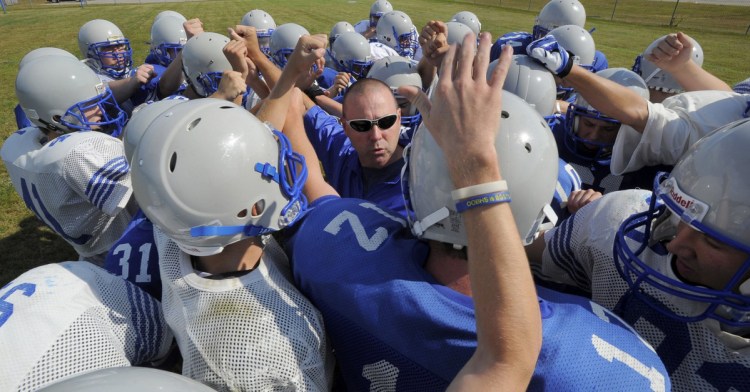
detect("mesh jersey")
[548,116,671,195]
[0,261,173,392]
[368,42,399,60]
[105,210,161,299]
[154,228,333,391]
[284,196,670,391]
[302,106,407,217]
[541,190,750,391]
[1,128,133,260]
[612,91,750,175]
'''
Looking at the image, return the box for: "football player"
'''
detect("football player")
[3,55,131,265]
[279,33,670,391]
[0,262,173,391]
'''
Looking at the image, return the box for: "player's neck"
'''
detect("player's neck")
[425,241,472,296]
[194,237,264,276]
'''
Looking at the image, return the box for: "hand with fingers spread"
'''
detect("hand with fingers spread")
[401,33,514,187]
[527,35,573,77]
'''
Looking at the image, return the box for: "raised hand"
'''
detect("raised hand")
[526,35,573,77]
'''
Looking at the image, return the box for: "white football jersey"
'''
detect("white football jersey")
[368,42,399,60]
[1,128,133,262]
[541,190,750,391]
[611,91,750,175]
[0,261,173,392]
[154,228,333,391]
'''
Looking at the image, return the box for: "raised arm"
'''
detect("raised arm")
[647,32,732,93]
[404,35,540,391]
[528,36,650,132]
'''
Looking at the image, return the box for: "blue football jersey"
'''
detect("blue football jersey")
[104,210,161,299]
[285,197,670,391]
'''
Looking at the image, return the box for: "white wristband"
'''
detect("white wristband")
[451,180,508,201]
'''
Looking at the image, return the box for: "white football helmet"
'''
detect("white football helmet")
[370,0,394,27]
[548,24,595,70]
[376,11,419,58]
[240,9,277,56]
[149,15,187,67]
[269,23,310,68]
[331,32,374,78]
[19,47,77,70]
[38,367,214,392]
[564,67,648,162]
[15,56,127,136]
[489,55,557,117]
[123,96,189,162]
[154,10,186,23]
[78,19,132,79]
[450,11,481,36]
[181,32,231,97]
[329,21,356,48]
[445,21,475,46]
[403,91,558,246]
[533,0,586,39]
[367,56,422,129]
[632,35,704,94]
[615,117,750,327]
[130,98,307,256]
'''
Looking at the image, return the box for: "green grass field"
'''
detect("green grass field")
[1,0,749,286]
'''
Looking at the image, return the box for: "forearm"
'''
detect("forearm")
[458,164,540,390]
[108,77,139,103]
[157,53,185,99]
[563,65,650,132]
[669,61,732,92]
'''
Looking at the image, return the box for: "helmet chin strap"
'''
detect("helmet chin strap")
[410,207,449,238]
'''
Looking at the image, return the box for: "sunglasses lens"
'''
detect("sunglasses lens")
[377,114,398,129]
[349,120,372,132]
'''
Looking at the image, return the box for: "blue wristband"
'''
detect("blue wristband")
[455,191,511,213]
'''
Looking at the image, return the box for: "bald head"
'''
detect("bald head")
[342,78,397,118]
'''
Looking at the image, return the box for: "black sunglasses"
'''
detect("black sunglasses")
[346,114,399,132]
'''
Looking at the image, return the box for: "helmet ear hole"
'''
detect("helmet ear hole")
[501,110,509,119]
[524,142,532,153]
[252,200,266,217]
[187,117,201,131]
[236,209,248,218]
[169,152,178,172]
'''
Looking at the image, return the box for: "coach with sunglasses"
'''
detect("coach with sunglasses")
[301,78,408,216]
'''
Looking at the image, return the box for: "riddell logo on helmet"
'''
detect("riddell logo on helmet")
[668,187,693,209]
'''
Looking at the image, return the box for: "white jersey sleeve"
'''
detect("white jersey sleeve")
[154,228,333,391]
[0,262,173,392]
[1,130,133,259]
[541,190,652,291]
[611,91,750,175]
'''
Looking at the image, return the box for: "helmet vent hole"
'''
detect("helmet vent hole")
[187,118,201,131]
[236,209,248,218]
[501,110,509,119]
[252,200,266,217]
[524,143,532,153]
[169,152,177,172]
